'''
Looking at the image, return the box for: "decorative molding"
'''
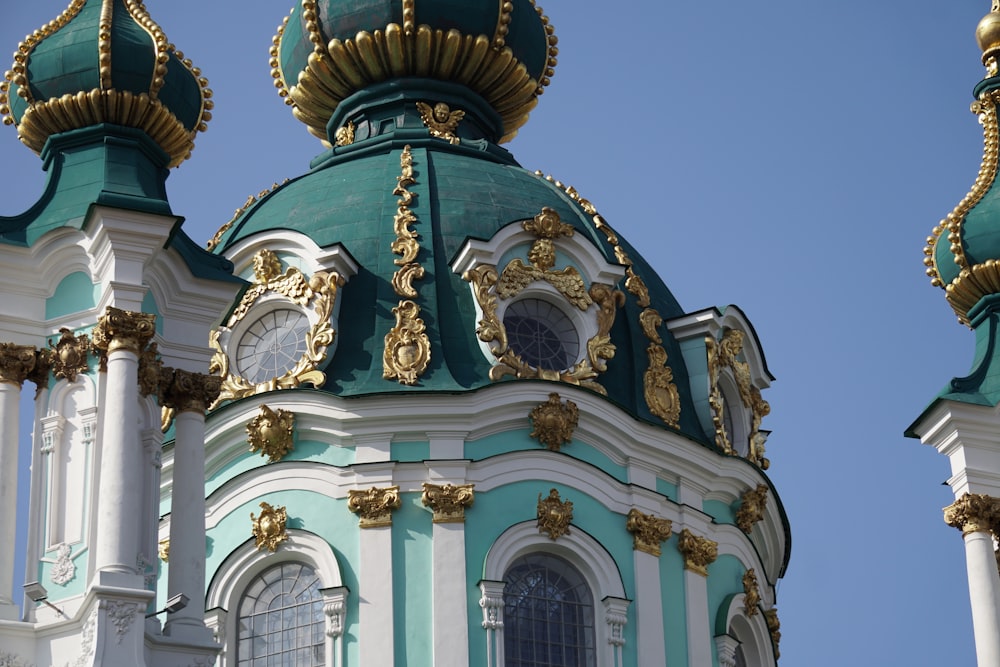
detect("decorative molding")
[390,145,424,298]
[158,538,170,562]
[0,342,36,387]
[247,405,296,463]
[625,508,672,557]
[528,393,579,451]
[383,300,431,385]
[677,528,718,576]
[348,486,402,528]
[0,652,33,667]
[160,368,222,414]
[101,599,141,645]
[251,501,289,552]
[463,207,625,394]
[706,329,771,468]
[715,634,740,667]
[50,328,90,382]
[50,542,76,586]
[536,488,573,540]
[209,248,344,402]
[944,492,1000,536]
[325,598,346,639]
[764,608,781,660]
[643,337,681,427]
[74,609,98,667]
[416,101,464,144]
[27,347,53,396]
[421,482,475,523]
[743,568,760,617]
[206,180,289,252]
[603,596,630,649]
[137,342,163,397]
[479,580,505,630]
[736,484,769,534]
[334,120,355,147]
[92,307,156,355]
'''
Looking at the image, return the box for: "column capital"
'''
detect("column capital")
[678,528,718,576]
[348,486,402,528]
[92,307,156,355]
[421,482,475,523]
[944,492,1000,536]
[0,343,37,387]
[160,368,222,414]
[625,508,672,557]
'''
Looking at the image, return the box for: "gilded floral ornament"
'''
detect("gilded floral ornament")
[383,301,431,385]
[416,102,465,144]
[0,343,37,387]
[206,180,289,252]
[464,208,624,394]
[348,486,402,528]
[92,307,156,356]
[625,508,672,557]
[247,405,296,463]
[944,492,1000,536]
[137,342,163,398]
[160,369,222,414]
[529,393,579,451]
[251,502,289,552]
[537,488,573,540]
[49,328,90,382]
[334,120,355,147]
[764,608,781,659]
[209,249,344,403]
[743,569,760,617]
[158,538,170,562]
[643,343,681,427]
[677,528,718,576]
[736,484,769,534]
[390,146,425,298]
[421,483,475,523]
[706,329,771,468]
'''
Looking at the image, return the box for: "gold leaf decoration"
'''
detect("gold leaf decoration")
[528,393,579,452]
[247,405,296,464]
[536,489,573,541]
[421,483,475,523]
[348,486,402,528]
[625,508,672,557]
[415,101,464,144]
[251,502,289,552]
[383,300,431,385]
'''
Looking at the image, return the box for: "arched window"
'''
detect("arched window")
[236,561,325,666]
[502,553,596,667]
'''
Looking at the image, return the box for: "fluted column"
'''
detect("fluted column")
[91,307,155,582]
[945,493,1000,666]
[0,343,36,619]
[161,369,220,642]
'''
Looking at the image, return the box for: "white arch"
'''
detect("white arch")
[206,529,347,667]
[716,593,775,667]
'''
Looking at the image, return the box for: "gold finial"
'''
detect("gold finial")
[978,3,1000,76]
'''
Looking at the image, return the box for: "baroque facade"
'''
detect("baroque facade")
[0,1,789,666]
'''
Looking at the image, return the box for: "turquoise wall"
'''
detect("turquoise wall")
[703,499,735,525]
[46,271,98,319]
[707,554,746,667]
[465,431,629,485]
[203,440,355,498]
[661,534,688,666]
[392,494,432,665]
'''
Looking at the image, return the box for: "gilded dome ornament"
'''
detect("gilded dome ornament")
[536,488,573,540]
[247,405,296,464]
[416,102,465,145]
[251,502,289,552]
[706,329,771,467]
[528,393,579,451]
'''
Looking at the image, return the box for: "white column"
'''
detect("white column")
[91,308,154,585]
[632,550,666,666]
[945,493,1000,667]
[0,343,36,620]
[163,369,220,642]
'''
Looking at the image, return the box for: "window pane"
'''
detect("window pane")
[236,562,326,666]
[503,553,595,667]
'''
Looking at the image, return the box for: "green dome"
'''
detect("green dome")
[214,88,707,439]
[272,0,557,144]
[1,0,212,167]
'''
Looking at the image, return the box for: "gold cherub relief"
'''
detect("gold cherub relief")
[251,501,289,552]
[247,405,296,463]
[416,101,465,144]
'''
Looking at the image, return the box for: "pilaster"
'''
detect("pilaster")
[678,528,718,666]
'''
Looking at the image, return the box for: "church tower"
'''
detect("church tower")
[0,2,790,666]
[909,3,1000,665]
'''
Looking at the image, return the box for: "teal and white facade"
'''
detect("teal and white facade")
[0,1,789,666]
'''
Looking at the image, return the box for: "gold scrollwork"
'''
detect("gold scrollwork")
[677,528,718,576]
[944,492,1000,536]
[383,300,431,385]
[209,249,344,403]
[391,145,426,298]
[764,608,781,659]
[464,208,624,394]
[643,342,681,427]
[743,568,760,617]
[334,120,355,147]
[625,508,672,557]
[537,488,573,540]
[206,180,289,252]
[157,538,169,562]
[49,328,90,382]
[348,486,402,528]
[416,102,465,144]
[92,307,156,356]
[247,405,296,463]
[736,484,769,534]
[0,343,37,387]
[137,342,163,398]
[528,393,579,451]
[421,483,475,523]
[706,329,771,468]
[251,501,289,552]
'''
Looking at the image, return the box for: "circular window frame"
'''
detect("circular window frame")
[494,287,592,373]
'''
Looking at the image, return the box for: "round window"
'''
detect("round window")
[235,308,311,383]
[503,298,579,371]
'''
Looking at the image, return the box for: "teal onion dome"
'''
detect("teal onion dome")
[0,0,212,167]
[271,0,558,144]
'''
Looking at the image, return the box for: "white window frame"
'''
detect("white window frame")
[479,521,630,667]
[715,593,775,667]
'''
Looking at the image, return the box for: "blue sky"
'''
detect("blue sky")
[0,2,991,665]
